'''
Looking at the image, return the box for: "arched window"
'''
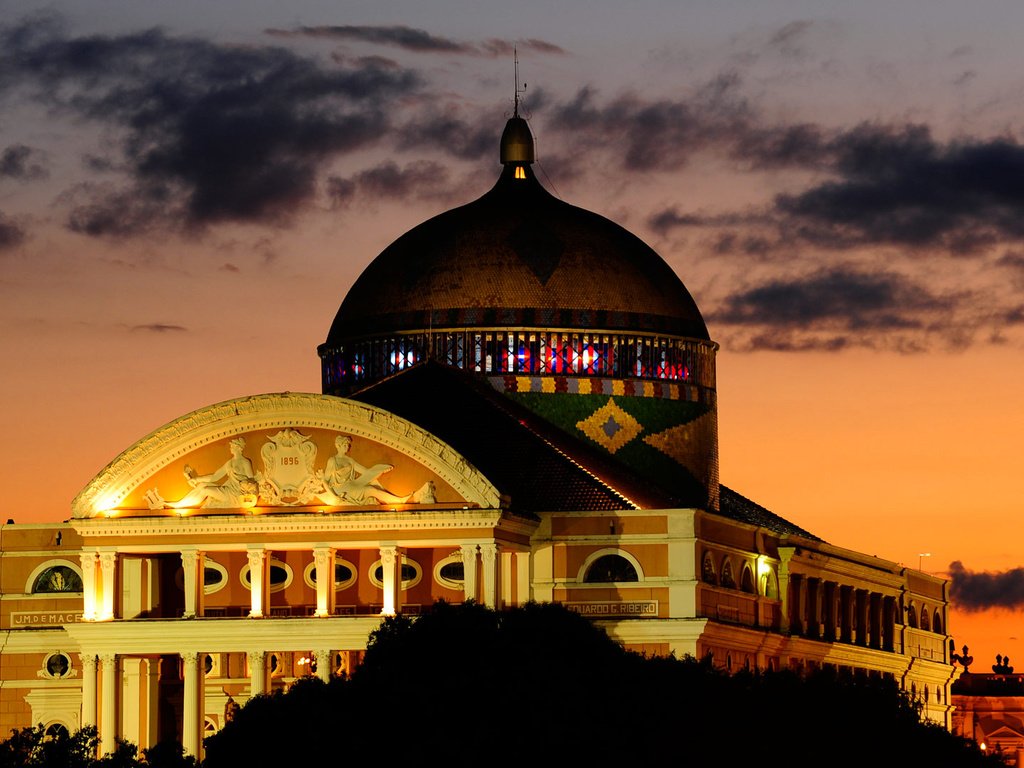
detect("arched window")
[720,558,736,589]
[583,554,638,583]
[760,568,779,599]
[701,552,717,585]
[932,610,943,635]
[907,604,918,628]
[30,564,82,594]
[920,607,931,631]
[577,549,644,583]
[44,723,69,741]
[740,565,755,594]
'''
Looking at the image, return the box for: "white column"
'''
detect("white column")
[480,543,499,608]
[460,544,479,604]
[247,549,266,618]
[80,653,97,727]
[99,653,117,755]
[248,650,267,696]
[516,551,531,606]
[181,651,202,759]
[181,549,204,618]
[313,547,335,617]
[80,552,98,621]
[144,658,159,749]
[120,658,143,749]
[379,546,401,616]
[98,551,117,621]
[314,649,332,683]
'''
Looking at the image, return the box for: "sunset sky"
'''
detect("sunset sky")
[2,0,1023,670]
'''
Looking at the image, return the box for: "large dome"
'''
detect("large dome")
[319,114,720,511]
[325,163,709,342]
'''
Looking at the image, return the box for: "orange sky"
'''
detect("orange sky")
[1,1,1023,672]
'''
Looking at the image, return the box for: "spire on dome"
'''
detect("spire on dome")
[500,48,535,165]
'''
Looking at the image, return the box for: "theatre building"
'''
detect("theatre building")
[0,111,958,758]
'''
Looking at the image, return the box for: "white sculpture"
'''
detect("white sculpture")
[145,437,258,509]
[144,432,437,510]
[257,428,321,505]
[317,435,436,506]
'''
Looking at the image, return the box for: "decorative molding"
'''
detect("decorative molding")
[72,393,500,517]
[71,508,506,541]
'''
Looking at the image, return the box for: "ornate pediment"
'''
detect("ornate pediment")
[73,393,500,518]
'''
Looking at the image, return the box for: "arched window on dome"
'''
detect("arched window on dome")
[932,609,943,635]
[701,552,717,585]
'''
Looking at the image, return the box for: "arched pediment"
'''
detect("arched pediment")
[72,393,500,518]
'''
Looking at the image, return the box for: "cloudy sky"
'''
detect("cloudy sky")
[2,0,1023,668]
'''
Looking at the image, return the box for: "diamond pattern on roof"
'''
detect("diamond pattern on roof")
[576,398,643,454]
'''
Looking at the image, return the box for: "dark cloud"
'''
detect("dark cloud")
[0,144,48,180]
[949,561,1024,612]
[0,211,26,250]
[544,77,750,171]
[131,323,188,333]
[266,25,566,57]
[776,125,1024,252]
[329,160,451,206]
[707,267,970,352]
[0,15,422,235]
[712,267,948,329]
[396,109,495,161]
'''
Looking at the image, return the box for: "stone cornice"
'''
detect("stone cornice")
[71,508,527,546]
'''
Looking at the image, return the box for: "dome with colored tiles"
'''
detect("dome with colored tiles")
[320,112,720,511]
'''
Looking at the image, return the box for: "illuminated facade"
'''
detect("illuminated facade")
[0,111,958,759]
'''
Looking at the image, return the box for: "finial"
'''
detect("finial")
[500,47,534,166]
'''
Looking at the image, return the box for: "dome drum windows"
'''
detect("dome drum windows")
[323,331,716,393]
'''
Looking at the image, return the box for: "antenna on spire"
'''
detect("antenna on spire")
[513,47,526,117]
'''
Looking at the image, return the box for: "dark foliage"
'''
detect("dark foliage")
[203,600,999,768]
[0,725,194,768]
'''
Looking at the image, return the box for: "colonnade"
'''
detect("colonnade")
[73,539,532,758]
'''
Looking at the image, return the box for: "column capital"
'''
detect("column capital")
[98,551,117,571]
[79,652,97,670]
[246,548,267,568]
[99,652,117,666]
[480,542,499,565]
[79,552,98,571]
[379,545,399,564]
[460,543,479,562]
[181,650,200,664]
[180,549,203,567]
